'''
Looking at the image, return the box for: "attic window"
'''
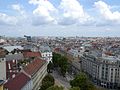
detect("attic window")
[8,63,11,69]
[12,74,15,78]
[13,60,15,63]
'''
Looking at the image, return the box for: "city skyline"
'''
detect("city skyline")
[0,0,120,37]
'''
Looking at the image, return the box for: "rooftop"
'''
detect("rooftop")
[39,45,51,52]
[23,59,46,76]
[23,51,41,58]
[6,53,24,61]
[4,73,30,90]
[102,56,120,62]
[3,46,23,52]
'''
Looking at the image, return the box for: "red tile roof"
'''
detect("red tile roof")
[23,59,46,76]
[4,73,30,90]
[54,48,60,52]
[23,51,41,58]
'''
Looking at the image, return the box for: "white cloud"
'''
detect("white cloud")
[0,13,18,25]
[0,4,29,26]
[12,4,21,11]
[29,0,57,25]
[94,1,120,23]
[58,0,93,25]
[29,0,93,26]
[12,4,26,18]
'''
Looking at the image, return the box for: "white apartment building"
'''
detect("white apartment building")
[81,53,120,89]
[39,45,52,62]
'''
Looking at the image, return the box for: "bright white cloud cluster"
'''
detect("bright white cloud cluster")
[29,0,57,25]
[0,0,120,27]
[0,13,17,25]
[59,0,92,25]
[94,1,120,23]
[29,0,93,25]
[0,4,27,26]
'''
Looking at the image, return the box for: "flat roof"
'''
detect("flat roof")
[102,56,120,62]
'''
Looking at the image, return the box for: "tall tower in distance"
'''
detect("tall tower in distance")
[24,35,32,42]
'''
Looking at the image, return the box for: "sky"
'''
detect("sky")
[0,0,120,37]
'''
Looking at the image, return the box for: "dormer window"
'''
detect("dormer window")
[13,60,15,63]
[8,63,11,69]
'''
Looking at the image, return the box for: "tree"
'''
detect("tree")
[42,74,55,85]
[46,85,64,90]
[52,52,69,77]
[69,87,80,90]
[70,73,96,90]
[59,56,68,76]
[52,52,61,67]
[40,74,55,90]
[60,64,68,76]
[47,61,53,73]
[87,81,96,90]
[40,81,54,90]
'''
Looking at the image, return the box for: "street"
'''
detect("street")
[51,70,73,90]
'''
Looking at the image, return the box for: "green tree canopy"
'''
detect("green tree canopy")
[42,74,55,85]
[52,52,68,77]
[52,52,61,67]
[46,85,64,90]
[40,81,54,90]
[59,56,68,76]
[40,74,55,90]
[69,87,80,90]
[70,73,96,90]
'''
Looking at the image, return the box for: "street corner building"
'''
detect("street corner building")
[22,58,48,90]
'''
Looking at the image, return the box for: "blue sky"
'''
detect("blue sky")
[0,0,120,37]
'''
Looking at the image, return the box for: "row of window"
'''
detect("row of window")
[42,54,52,57]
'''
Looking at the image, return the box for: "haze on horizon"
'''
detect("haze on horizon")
[0,0,120,37]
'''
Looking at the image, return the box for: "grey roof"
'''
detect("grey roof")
[102,56,120,62]
[6,53,24,61]
[23,44,33,50]
[39,46,51,52]
[90,50,102,57]
[3,46,23,52]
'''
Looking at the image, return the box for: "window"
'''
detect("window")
[106,68,108,70]
[111,79,113,82]
[2,58,4,61]
[12,74,15,78]
[8,63,11,69]
[111,72,113,75]
[13,60,15,63]
[111,74,113,78]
